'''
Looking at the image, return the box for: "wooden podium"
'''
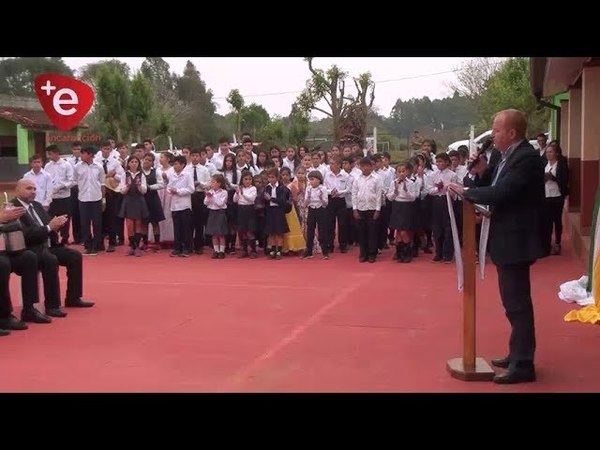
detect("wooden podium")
[446,200,495,381]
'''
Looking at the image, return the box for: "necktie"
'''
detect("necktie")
[103,159,108,174]
[75,157,79,164]
[193,166,198,183]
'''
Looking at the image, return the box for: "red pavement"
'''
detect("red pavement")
[1,238,598,392]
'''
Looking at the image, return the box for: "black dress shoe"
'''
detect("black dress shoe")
[0,329,10,336]
[0,315,29,330]
[46,308,68,318]
[493,368,536,384]
[491,356,511,369]
[65,298,95,308]
[21,308,52,324]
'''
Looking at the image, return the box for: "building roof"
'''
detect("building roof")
[530,57,592,99]
[0,106,89,130]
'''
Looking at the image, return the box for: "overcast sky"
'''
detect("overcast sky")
[61,57,472,119]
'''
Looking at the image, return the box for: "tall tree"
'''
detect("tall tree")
[96,64,131,141]
[296,58,375,146]
[78,59,131,92]
[296,58,348,143]
[288,102,310,145]
[128,72,154,143]
[226,89,245,137]
[140,57,177,103]
[240,103,270,137]
[448,57,503,117]
[479,57,550,135]
[173,60,218,146]
[0,57,73,97]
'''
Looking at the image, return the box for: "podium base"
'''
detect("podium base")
[446,357,496,381]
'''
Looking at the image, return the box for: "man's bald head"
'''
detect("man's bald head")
[491,109,528,151]
[494,109,528,139]
[16,178,37,202]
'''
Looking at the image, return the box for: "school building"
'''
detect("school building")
[0,94,90,182]
[530,57,600,262]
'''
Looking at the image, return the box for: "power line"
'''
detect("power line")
[212,68,463,101]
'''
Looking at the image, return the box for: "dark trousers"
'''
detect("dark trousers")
[80,200,103,251]
[113,192,125,243]
[540,196,564,255]
[191,192,208,251]
[378,201,393,249]
[70,186,81,243]
[102,190,119,246]
[306,207,329,255]
[172,209,192,253]
[432,196,454,260]
[345,207,357,245]
[0,250,40,315]
[327,197,348,251]
[0,255,11,318]
[36,246,82,308]
[48,196,71,245]
[497,263,536,364]
[255,209,266,248]
[357,210,379,259]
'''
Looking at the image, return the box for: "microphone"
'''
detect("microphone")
[467,136,493,172]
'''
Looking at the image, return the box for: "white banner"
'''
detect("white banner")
[447,193,490,292]
[447,192,463,292]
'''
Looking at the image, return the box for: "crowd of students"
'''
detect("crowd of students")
[15,131,567,265]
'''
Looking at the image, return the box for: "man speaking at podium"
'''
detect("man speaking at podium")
[449,109,545,384]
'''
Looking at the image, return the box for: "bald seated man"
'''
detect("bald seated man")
[12,179,95,318]
[0,206,43,333]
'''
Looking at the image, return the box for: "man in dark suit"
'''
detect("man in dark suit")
[1,206,46,333]
[12,179,95,318]
[450,109,545,384]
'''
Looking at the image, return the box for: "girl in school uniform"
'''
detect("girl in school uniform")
[157,151,174,245]
[415,152,434,254]
[233,170,258,258]
[204,173,229,259]
[263,168,291,260]
[255,150,270,175]
[118,156,149,256]
[291,165,322,255]
[303,170,330,259]
[221,154,239,254]
[253,174,267,254]
[141,153,166,251]
[280,167,306,255]
[387,161,418,263]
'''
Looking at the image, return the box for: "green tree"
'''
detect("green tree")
[0,57,73,97]
[259,116,285,142]
[173,60,218,146]
[288,103,310,145]
[78,59,131,92]
[128,72,154,143]
[479,57,550,135]
[241,103,270,137]
[226,89,245,137]
[96,64,131,141]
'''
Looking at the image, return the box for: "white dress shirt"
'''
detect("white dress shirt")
[166,170,194,211]
[427,168,458,197]
[22,169,53,207]
[44,158,75,200]
[323,169,350,198]
[352,172,383,211]
[386,178,417,202]
[304,184,329,209]
[64,154,82,167]
[234,186,257,206]
[545,161,561,198]
[18,199,51,246]
[204,189,228,210]
[118,171,148,195]
[73,162,105,202]
[94,149,120,164]
[184,163,211,192]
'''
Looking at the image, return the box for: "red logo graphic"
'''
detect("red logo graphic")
[34,74,94,132]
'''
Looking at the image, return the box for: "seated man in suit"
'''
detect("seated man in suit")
[1,206,49,329]
[12,179,95,317]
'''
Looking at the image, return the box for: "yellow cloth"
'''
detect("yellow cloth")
[283,206,306,252]
[564,251,600,324]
